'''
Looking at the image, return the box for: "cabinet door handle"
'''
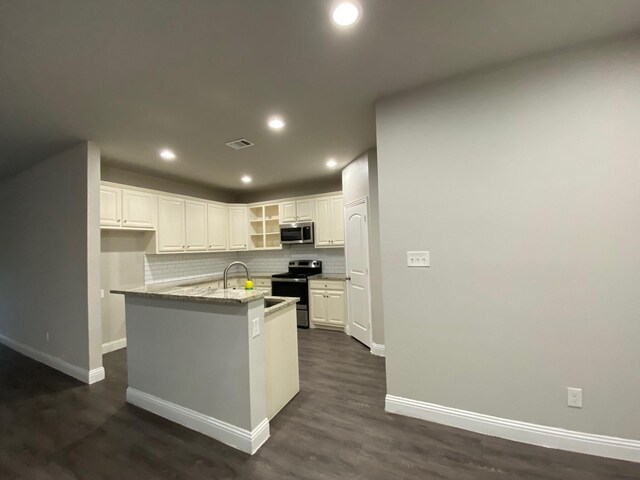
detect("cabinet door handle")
[117,219,121,223]
[123,220,127,224]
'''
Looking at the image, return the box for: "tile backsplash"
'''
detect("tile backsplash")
[144,245,345,284]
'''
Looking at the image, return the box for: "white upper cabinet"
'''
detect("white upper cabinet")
[185,201,207,251]
[330,195,344,246]
[296,199,313,221]
[100,181,342,254]
[122,190,154,229]
[207,204,228,251]
[101,186,155,230]
[100,187,121,227]
[314,197,331,246]
[158,196,185,252]
[228,206,248,250]
[281,199,313,223]
[281,202,297,223]
[314,195,344,247]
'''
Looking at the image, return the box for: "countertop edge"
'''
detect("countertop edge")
[264,296,300,316]
[110,288,266,305]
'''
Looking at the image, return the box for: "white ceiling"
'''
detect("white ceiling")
[1,0,639,193]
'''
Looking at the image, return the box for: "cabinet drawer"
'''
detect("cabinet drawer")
[308,280,344,291]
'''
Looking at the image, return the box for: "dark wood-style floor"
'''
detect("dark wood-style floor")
[1,330,639,479]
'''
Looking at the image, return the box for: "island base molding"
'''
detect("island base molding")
[127,387,270,454]
[102,337,127,354]
[385,394,640,464]
[0,334,105,385]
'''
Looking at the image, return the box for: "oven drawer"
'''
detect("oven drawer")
[271,280,308,304]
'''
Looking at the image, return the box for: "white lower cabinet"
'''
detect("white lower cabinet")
[158,196,186,252]
[308,280,346,330]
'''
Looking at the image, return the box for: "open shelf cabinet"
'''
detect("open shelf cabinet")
[248,203,282,250]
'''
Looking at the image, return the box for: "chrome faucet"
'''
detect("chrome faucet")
[223,261,251,289]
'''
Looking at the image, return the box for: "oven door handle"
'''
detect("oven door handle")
[272,277,308,283]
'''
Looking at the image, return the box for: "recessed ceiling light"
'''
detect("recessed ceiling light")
[267,117,285,130]
[331,2,360,27]
[326,158,338,169]
[241,175,252,184]
[159,148,176,161]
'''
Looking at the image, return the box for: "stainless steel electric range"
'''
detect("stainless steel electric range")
[271,260,322,328]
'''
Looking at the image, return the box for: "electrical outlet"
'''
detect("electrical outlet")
[407,251,430,267]
[567,387,583,408]
[100,289,105,299]
[251,318,260,338]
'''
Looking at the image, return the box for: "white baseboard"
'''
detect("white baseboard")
[102,338,127,354]
[370,342,385,357]
[127,387,270,454]
[385,394,640,464]
[89,367,106,384]
[0,334,104,385]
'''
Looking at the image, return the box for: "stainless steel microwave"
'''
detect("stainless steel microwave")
[280,222,314,244]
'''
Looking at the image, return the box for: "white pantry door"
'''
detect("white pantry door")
[345,199,371,348]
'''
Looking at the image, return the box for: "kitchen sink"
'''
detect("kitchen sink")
[264,297,286,309]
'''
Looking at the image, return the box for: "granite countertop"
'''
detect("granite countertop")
[111,281,266,304]
[264,296,300,316]
[309,274,348,281]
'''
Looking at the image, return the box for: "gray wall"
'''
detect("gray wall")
[342,150,385,345]
[101,163,238,203]
[101,231,153,345]
[241,176,342,204]
[376,38,640,440]
[0,142,103,374]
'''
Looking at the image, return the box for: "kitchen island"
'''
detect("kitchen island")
[112,280,299,454]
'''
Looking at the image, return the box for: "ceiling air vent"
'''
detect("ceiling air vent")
[225,138,254,150]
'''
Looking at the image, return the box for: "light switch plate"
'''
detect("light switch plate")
[100,289,105,299]
[567,387,583,408]
[407,251,430,267]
